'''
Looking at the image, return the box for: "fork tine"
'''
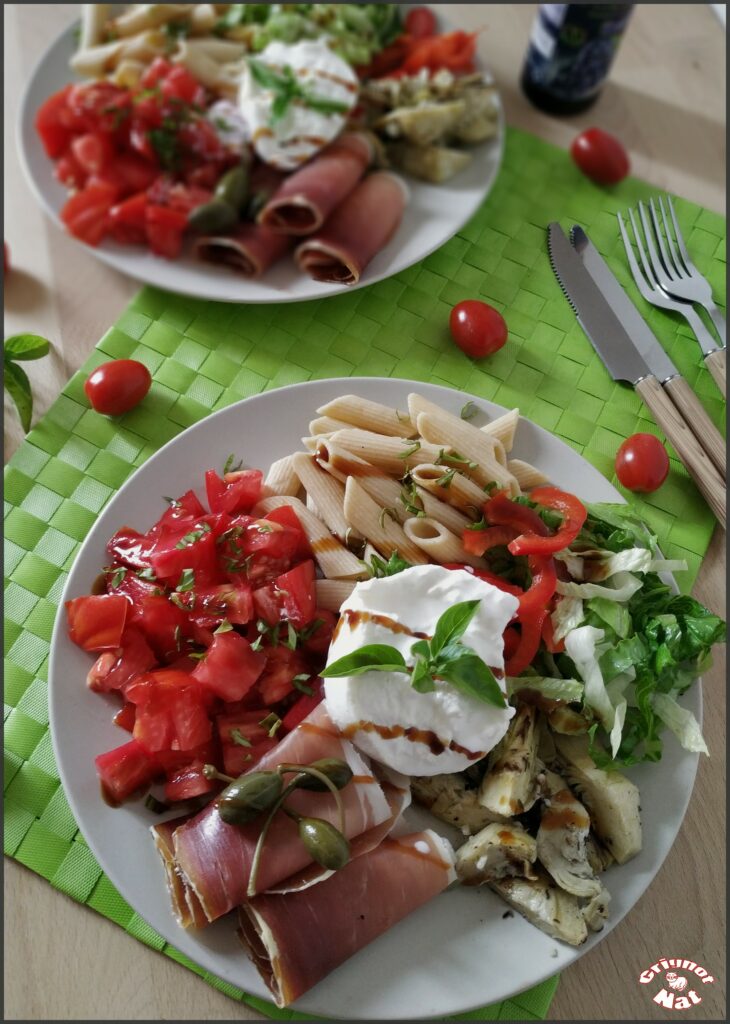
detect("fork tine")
[657,195,685,277]
[628,207,658,288]
[667,195,693,271]
[648,197,676,280]
[638,201,668,288]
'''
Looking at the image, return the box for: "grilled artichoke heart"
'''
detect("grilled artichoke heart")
[479,704,539,817]
[377,100,467,146]
[411,773,500,835]
[537,780,602,899]
[551,734,642,865]
[490,868,588,946]
[456,822,538,886]
[387,143,472,183]
[582,885,611,932]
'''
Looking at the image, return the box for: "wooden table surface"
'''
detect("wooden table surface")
[4,4,726,1020]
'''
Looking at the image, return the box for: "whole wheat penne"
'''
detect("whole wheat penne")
[331,428,445,476]
[118,29,168,64]
[481,408,520,452]
[403,517,483,567]
[253,496,368,580]
[308,416,352,437]
[79,4,111,49]
[70,39,125,76]
[314,438,385,484]
[178,37,248,62]
[172,42,228,88]
[316,395,417,438]
[508,459,550,489]
[291,453,361,544]
[411,485,473,532]
[111,58,146,88]
[343,478,428,566]
[305,492,320,515]
[356,474,472,535]
[112,4,195,36]
[263,455,300,497]
[315,579,357,612]
[416,411,518,492]
[189,3,218,33]
[410,463,489,514]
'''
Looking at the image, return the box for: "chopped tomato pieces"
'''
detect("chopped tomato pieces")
[95,740,160,804]
[66,594,129,651]
[192,631,266,702]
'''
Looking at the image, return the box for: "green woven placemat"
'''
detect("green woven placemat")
[4,126,725,1021]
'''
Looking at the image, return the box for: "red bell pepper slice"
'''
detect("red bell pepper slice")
[505,609,548,677]
[485,492,550,537]
[517,555,557,620]
[507,487,587,557]
[541,613,566,654]
[462,524,517,557]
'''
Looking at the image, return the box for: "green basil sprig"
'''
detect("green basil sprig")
[4,334,51,433]
[248,58,351,124]
[321,600,506,709]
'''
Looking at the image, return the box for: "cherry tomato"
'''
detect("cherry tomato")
[570,128,630,185]
[84,359,152,416]
[405,7,437,38]
[615,433,670,493]
[449,300,508,359]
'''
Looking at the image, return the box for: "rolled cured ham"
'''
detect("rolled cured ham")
[155,704,407,925]
[238,830,457,1007]
[258,133,373,235]
[295,171,409,285]
[194,224,293,277]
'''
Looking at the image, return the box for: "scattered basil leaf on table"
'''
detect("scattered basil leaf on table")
[4,333,51,432]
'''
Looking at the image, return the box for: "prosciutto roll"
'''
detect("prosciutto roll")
[159,705,402,924]
[238,830,457,1007]
[194,224,293,278]
[295,171,409,285]
[258,133,373,235]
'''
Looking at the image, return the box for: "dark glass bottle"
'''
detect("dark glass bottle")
[521,4,635,115]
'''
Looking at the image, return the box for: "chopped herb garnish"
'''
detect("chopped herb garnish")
[175,524,211,549]
[174,625,183,652]
[214,117,232,132]
[188,651,207,661]
[379,506,397,528]
[257,523,274,533]
[110,566,127,588]
[214,620,234,634]
[248,58,350,124]
[170,593,188,610]
[292,674,314,695]
[437,468,456,488]
[436,449,478,470]
[483,481,500,495]
[164,496,181,507]
[466,515,488,531]
[137,567,157,581]
[367,551,412,578]
[177,568,195,592]
[286,621,298,650]
[398,439,421,460]
[223,453,243,475]
[400,479,426,518]
[460,401,478,421]
[297,618,325,643]
[259,711,283,738]
[230,728,253,748]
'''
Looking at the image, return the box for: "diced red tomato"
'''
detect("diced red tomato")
[130,594,191,661]
[148,514,223,586]
[223,518,301,586]
[140,57,174,90]
[257,645,309,705]
[66,594,129,651]
[107,526,156,570]
[114,702,137,732]
[164,758,218,802]
[35,85,73,157]
[145,203,188,259]
[60,182,117,246]
[146,178,212,215]
[161,65,206,106]
[205,468,263,515]
[54,150,86,189]
[264,505,311,560]
[67,82,131,133]
[71,132,115,175]
[216,709,278,776]
[131,669,212,754]
[401,30,476,75]
[275,560,316,629]
[95,739,160,804]
[281,678,325,733]
[109,191,148,245]
[300,610,336,655]
[86,626,157,693]
[192,631,266,702]
[253,584,282,627]
[193,582,254,626]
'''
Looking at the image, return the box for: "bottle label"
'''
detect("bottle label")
[524,4,634,101]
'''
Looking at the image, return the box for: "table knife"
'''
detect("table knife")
[570,225,726,479]
[547,222,726,529]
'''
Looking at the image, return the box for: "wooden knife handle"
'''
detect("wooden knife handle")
[665,375,726,479]
[636,376,726,529]
[704,348,726,399]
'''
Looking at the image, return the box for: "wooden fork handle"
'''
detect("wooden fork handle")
[636,376,726,529]
[704,348,726,399]
[665,375,726,479]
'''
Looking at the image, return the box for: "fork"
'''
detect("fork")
[618,201,726,398]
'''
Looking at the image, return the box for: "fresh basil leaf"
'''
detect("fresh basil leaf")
[4,334,51,361]
[431,599,480,657]
[248,57,286,91]
[321,644,408,678]
[300,91,350,116]
[367,551,412,578]
[4,360,33,432]
[410,661,437,692]
[110,567,127,588]
[435,648,506,708]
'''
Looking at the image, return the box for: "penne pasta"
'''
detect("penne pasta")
[112,58,146,88]
[331,428,445,476]
[118,29,168,64]
[301,437,319,453]
[481,408,520,453]
[70,40,125,76]
[172,42,229,89]
[316,395,417,438]
[178,37,248,62]
[291,452,361,544]
[263,456,301,498]
[410,463,488,515]
[308,416,352,437]
[342,478,429,566]
[508,459,550,489]
[112,4,196,37]
[79,4,111,49]
[253,496,368,580]
[315,579,357,612]
[415,411,518,493]
[402,518,483,568]
[189,3,219,34]
[314,438,384,484]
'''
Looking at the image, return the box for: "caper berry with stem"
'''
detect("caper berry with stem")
[279,758,353,792]
[218,770,284,826]
[187,200,238,235]
[298,816,350,870]
[214,164,250,213]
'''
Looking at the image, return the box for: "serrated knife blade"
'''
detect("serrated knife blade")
[547,222,726,527]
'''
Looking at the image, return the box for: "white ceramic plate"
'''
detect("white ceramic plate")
[49,379,700,1020]
[18,19,504,304]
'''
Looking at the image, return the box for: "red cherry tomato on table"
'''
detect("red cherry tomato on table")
[84,359,152,416]
[615,433,670,493]
[450,300,508,359]
[405,7,437,38]
[570,128,630,186]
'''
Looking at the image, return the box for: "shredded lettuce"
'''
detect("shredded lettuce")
[652,692,708,755]
[585,596,631,639]
[556,571,644,602]
[507,676,584,704]
[564,626,625,756]
[551,595,585,641]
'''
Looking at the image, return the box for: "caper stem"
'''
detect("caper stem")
[246,778,300,899]
[277,763,346,836]
[203,764,236,784]
[281,805,302,824]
